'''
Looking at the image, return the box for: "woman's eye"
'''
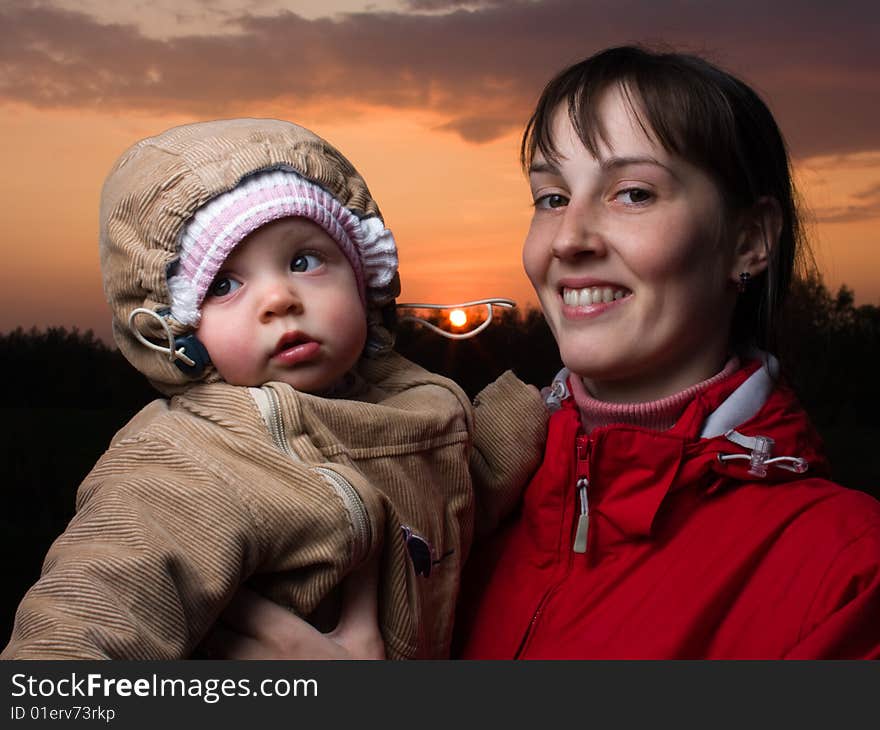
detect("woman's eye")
[616,188,653,205]
[290,253,323,273]
[207,276,241,298]
[534,193,569,210]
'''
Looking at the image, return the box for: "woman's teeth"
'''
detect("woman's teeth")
[562,287,629,306]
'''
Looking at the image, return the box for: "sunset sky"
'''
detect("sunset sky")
[1,0,878,344]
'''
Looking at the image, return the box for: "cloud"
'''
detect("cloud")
[404,0,512,9]
[1,0,879,156]
[802,152,880,172]
[814,181,880,223]
[814,205,880,224]
[38,0,403,38]
[854,183,880,201]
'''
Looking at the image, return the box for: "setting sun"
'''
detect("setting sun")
[449,309,468,328]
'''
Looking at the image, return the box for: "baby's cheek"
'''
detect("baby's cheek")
[198,318,261,385]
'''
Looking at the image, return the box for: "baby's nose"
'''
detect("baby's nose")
[259,278,303,321]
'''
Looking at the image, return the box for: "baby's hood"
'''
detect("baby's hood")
[100,118,398,394]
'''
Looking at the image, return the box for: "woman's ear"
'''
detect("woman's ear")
[730,196,782,282]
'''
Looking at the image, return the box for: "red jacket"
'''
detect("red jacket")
[456,360,880,659]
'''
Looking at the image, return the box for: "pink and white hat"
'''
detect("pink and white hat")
[167,168,398,326]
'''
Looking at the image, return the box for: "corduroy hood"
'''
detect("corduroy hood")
[99,118,399,394]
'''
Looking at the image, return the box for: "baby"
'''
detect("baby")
[2,118,546,660]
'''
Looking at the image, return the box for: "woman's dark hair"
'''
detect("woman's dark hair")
[522,46,809,352]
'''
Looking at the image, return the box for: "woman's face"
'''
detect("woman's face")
[523,86,745,402]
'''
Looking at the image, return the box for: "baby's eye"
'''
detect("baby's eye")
[207,276,241,298]
[534,193,569,210]
[290,253,324,273]
[615,188,653,205]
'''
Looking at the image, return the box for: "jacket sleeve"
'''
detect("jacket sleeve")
[0,433,360,660]
[469,371,548,539]
[784,522,880,659]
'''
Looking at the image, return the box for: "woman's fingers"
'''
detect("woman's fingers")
[201,557,384,659]
[331,555,385,659]
[212,587,343,658]
[199,624,269,660]
[338,554,380,631]
[218,585,291,639]
[206,609,350,660]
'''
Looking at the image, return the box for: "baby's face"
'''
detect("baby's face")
[197,217,367,393]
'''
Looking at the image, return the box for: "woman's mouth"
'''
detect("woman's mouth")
[561,285,631,307]
[559,285,632,319]
[272,332,321,366]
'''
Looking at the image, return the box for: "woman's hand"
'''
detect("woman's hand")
[201,557,384,659]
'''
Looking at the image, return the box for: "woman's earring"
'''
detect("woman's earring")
[737,271,751,293]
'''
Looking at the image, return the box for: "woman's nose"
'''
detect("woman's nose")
[551,203,607,261]
[259,277,303,322]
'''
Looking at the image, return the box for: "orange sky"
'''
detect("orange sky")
[1,1,878,344]
[0,103,542,344]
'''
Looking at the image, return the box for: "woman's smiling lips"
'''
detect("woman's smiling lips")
[557,279,632,319]
[271,332,321,366]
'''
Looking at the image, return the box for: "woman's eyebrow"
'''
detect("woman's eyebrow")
[528,160,560,175]
[530,156,675,175]
[600,155,670,173]
[600,155,684,185]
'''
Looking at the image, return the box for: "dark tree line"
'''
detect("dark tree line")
[2,275,879,637]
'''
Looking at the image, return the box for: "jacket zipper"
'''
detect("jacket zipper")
[262,386,296,460]
[515,589,555,659]
[515,430,591,658]
[260,385,371,564]
[572,434,591,553]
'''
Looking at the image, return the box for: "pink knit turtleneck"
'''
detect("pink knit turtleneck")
[569,357,741,433]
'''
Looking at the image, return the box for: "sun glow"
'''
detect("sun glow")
[449,309,468,327]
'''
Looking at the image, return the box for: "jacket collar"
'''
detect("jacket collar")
[553,357,829,548]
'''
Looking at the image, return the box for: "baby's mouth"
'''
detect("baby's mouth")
[274,331,314,355]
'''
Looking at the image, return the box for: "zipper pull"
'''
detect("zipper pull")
[573,435,590,553]
[573,478,590,553]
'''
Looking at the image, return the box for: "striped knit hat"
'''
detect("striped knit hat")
[167,167,398,326]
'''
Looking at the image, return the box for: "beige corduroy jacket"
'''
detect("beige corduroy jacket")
[2,118,548,660]
[2,353,546,660]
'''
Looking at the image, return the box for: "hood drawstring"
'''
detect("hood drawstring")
[543,368,571,412]
[128,308,211,377]
[717,429,809,477]
[697,352,810,478]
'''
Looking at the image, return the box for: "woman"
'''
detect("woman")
[206,46,880,659]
